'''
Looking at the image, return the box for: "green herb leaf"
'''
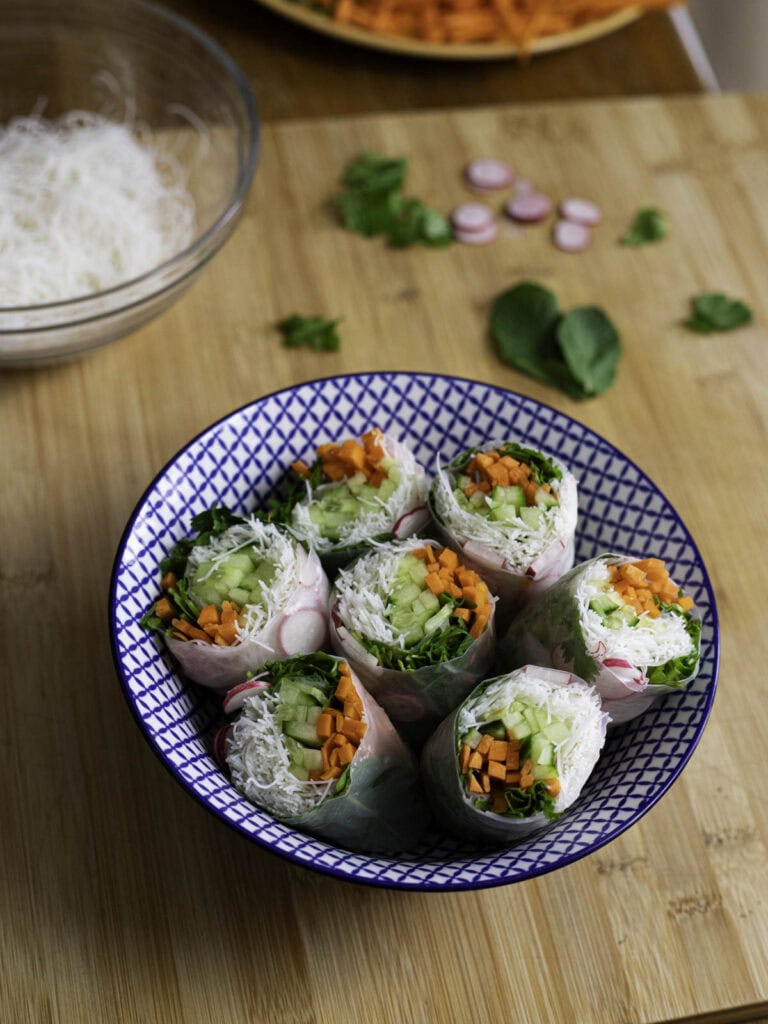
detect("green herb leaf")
[683,292,753,334]
[491,281,621,400]
[160,504,245,578]
[334,151,452,248]
[556,306,622,398]
[620,207,668,246]
[277,314,342,352]
[354,621,475,672]
[647,603,702,687]
[503,780,560,821]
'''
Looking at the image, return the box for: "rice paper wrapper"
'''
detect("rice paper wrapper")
[167,541,330,691]
[228,663,431,854]
[429,444,578,625]
[498,554,702,725]
[420,666,607,845]
[330,601,497,748]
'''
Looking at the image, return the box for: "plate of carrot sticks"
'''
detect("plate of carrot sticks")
[252,0,676,61]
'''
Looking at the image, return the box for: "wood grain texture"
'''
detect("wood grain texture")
[2,93,768,1024]
[163,0,703,121]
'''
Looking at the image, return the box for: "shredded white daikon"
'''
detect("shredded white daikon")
[0,110,196,306]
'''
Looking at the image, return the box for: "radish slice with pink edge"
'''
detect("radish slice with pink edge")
[525,539,566,579]
[461,539,506,570]
[392,505,429,539]
[559,197,602,226]
[455,221,498,246]
[465,158,514,191]
[222,679,270,716]
[552,219,592,252]
[211,723,232,771]
[505,192,552,223]
[278,607,327,657]
[451,202,495,233]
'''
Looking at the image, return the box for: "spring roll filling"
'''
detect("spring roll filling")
[142,516,314,647]
[288,428,428,552]
[334,539,493,671]
[456,673,606,817]
[431,443,577,571]
[227,656,368,819]
[577,558,700,682]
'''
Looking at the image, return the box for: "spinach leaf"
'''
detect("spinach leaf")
[277,314,341,352]
[556,306,622,397]
[620,207,668,246]
[340,152,408,196]
[683,292,753,334]
[647,604,702,687]
[491,281,622,400]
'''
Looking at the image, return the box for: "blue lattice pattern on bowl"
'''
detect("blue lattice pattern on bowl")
[110,373,719,890]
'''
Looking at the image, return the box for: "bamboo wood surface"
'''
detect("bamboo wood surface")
[2,93,768,1024]
[165,1,704,121]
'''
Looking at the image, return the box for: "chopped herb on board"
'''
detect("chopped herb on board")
[620,207,668,246]
[334,151,452,248]
[683,292,753,334]
[277,314,342,351]
[491,281,621,400]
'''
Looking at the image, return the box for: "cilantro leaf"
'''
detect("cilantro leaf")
[334,151,452,249]
[620,207,668,246]
[683,292,753,334]
[277,314,341,352]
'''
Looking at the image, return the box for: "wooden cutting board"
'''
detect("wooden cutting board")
[2,93,767,1023]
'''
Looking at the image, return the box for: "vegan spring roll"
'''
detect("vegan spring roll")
[223,653,430,853]
[140,508,329,690]
[421,665,607,844]
[271,427,430,570]
[429,441,578,620]
[499,555,702,724]
[330,538,496,746]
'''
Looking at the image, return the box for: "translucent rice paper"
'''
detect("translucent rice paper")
[288,433,431,572]
[166,519,330,691]
[498,554,702,725]
[420,666,607,845]
[227,661,430,854]
[329,538,497,747]
[429,442,578,624]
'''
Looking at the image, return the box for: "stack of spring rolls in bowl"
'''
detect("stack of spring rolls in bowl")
[139,428,702,854]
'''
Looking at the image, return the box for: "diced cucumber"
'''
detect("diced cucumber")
[469,490,487,508]
[502,709,524,731]
[392,582,422,606]
[509,720,532,742]
[461,728,482,749]
[501,485,525,507]
[532,764,558,781]
[424,605,452,635]
[542,720,570,743]
[283,720,323,748]
[523,707,542,733]
[488,504,520,524]
[302,748,323,772]
[288,765,310,781]
[530,735,554,766]
[415,590,440,613]
[518,506,543,530]
[479,721,506,740]
[534,490,559,509]
[229,587,250,606]
[305,706,322,725]
[589,595,621,616]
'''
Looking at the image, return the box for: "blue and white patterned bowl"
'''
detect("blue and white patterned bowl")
[109,373,719,890]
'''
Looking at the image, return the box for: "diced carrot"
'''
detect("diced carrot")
[506,749,520,770]
[468,774,483,795]
[488,740,508,762]
[170,618,211,643]
[468,751,483,771]
[316,713,333,739]
[290,459,311,479]
[480,774,491,793]
[338,743,356,765]
[505,771,521,785]
[476,734,493,756]
[487,761,506,782]
[160,572,177,592]
[490,792,508,814]
[155,596,176,621]
[545,778,561,798]
[459,743,471,774]
[197,604,220,627]
[452,607,471,622]
[341,719,367,743]
[425,572,446,596]
[437,548,459,571]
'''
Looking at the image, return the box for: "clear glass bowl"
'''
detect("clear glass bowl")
[0,0,259,368]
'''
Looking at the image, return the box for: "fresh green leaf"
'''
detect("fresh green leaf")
[491,281,622,400]
[277,314,342,352]
[491,281,562,382]
[647,603,702,687]
[334,150,452,248]
[620,207,668,246]
[353,621,475,672]
[503,780,560,821]
[556,306,622,397]
[683,292,753,334]
[160,504,245,578]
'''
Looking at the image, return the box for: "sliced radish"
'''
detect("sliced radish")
[505,192,552,223]
[465,157,514,191]
[559,197,602,226]
[211,723,232,771]
[222,679,269,716]
[278,607,327,657]
[519,665,574,688]
[392,505,429,539]
[552,219,592,253]
[526,539,565,579]
[461,539,506,570]
[451,201,495,234]
[455,221,498,246]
